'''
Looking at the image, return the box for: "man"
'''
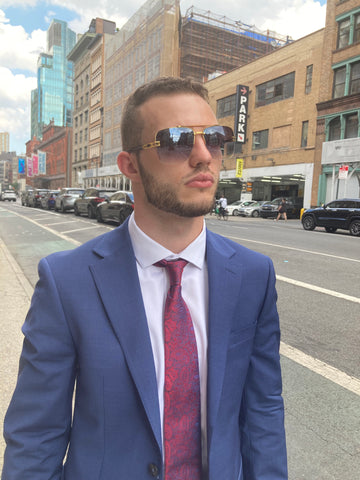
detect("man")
[2,77,287,479]
[218,195,228,218]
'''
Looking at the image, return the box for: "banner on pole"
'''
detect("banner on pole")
[38,151,46,175]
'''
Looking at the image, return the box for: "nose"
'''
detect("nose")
[188,135,214,167]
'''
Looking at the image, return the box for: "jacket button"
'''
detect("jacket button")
[148,463,159,477]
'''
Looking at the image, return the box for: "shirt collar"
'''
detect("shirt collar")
[128,213,206,270]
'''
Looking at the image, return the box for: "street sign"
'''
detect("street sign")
[234,85,249,143]
[236,158,243,177]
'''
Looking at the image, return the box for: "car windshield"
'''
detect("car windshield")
[67,190,84,195]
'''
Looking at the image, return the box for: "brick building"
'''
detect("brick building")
[314,0,360,204]
[206,29,324,207]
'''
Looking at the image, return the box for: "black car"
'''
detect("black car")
[96,191,134,225]
[74,187,117,218]
[302,198,360,236]
[260,197,303,219]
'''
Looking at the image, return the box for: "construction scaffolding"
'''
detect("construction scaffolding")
[180,7,293,82]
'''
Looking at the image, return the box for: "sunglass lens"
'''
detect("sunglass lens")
[156,127,193,161]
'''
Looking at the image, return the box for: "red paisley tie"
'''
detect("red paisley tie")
[155,259,202,480]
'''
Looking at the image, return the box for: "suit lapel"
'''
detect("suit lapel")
[206,231,243,445]
[89,224,162,453]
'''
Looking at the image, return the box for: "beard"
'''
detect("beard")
[137,159,217,218]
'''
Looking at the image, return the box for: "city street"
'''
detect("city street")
[1,200,359,479]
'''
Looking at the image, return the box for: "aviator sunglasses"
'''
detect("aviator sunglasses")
[127,125,234,163]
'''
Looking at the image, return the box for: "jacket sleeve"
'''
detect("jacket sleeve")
[240,258,288,480]
[2,257,77,480]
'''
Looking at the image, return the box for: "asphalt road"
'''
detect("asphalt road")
[1,200,359,479]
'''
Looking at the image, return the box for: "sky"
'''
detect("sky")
[0,0,327,155]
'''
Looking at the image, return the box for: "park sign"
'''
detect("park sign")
[234,85,249,143]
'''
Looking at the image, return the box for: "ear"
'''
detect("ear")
[117,151,140,182]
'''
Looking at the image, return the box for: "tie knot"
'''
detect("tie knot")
[155,259,188,287]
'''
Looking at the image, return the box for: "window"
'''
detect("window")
[252,130,269,150]
[305,65,313,94]
[217,94,236,118]
[345,113,358,138]
[79,130,83,143]
[256,72,295,107]
[80,114,83,126]
[84,128,88,141]
[85,110,88,123]
[328,117,341,141]
[301,121,309,148]
[79,148,82,161]
[355,14,360,44]
[84,146,88,159]
[75,117,78,128]
[74,133,78,144]
[333,67,346,98]
[338,18,350,48]
[74,150,77,162]
[350,61,360,95]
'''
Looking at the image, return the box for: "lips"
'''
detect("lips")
[185,173,214,188]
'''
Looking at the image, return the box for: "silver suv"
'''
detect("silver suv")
[55,188,85,213]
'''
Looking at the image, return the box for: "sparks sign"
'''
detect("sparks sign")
[234,85,249,143]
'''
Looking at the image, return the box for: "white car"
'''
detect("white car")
[226,200,257,216]
[1,190,17,201]
[238,201,266,217]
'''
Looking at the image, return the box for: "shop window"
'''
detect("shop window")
[217,94,236,118]
[305,65,313,94]
[328,117,341,141]
[338,18,350,48]
[345,113,358,138]
[252,129,268,150]
[301,121,309,148]
[333,67,346,98]
[256,72,295,107]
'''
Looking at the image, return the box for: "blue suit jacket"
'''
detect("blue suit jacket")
[2,221,287,480]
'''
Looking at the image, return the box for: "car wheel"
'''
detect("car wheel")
[96,208,104,223]
[61,202,66,213]
[74,204,80,216]
[87,205,95,219]
[325,226,337,233]
[232,209,239,216]
[302,215,316,231]
[349,220,360,236]
[252,210,259,218]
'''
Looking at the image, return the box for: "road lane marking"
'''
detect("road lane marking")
[227,235,360,263]
[3,210,81,246]
[62,225,106,234]
[276,275,360,304]
[280,342,360,396]
[43,221,78,226]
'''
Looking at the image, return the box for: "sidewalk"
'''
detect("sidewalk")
[0,239,33,473]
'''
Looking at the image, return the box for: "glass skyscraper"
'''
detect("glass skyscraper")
[31,19,76,140]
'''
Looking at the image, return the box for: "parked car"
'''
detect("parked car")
[301,198,360,236]
[96,191,134,225]
[238,201,266,217]
[21,189,34,206]
[40,190,60,210]
[226,200,257,216]
[74,187,117,218]
[55,187,85,213]
[27,188,50,208]
[260,197,303,219]
[1,190,17,201]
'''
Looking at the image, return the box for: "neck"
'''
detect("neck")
[134,206,204,253]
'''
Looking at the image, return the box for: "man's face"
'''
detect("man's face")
[133,93,222,218]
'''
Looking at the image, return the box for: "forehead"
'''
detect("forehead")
[138,93,218,134]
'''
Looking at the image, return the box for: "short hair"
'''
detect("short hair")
[121,76,209,152]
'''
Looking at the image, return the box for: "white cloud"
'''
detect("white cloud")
[0,67,36,154]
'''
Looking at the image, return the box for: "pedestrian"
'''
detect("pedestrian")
[218,194,228,218]
[276,197,288,222]
[2,77,287,480]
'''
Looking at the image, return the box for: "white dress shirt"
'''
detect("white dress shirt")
[128,213,208,468]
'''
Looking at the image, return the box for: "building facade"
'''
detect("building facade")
[206,29,324,207]
[0,132,10,153]
[68,18,116,188]
[31,19,76,140]
[315,0,360,204]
